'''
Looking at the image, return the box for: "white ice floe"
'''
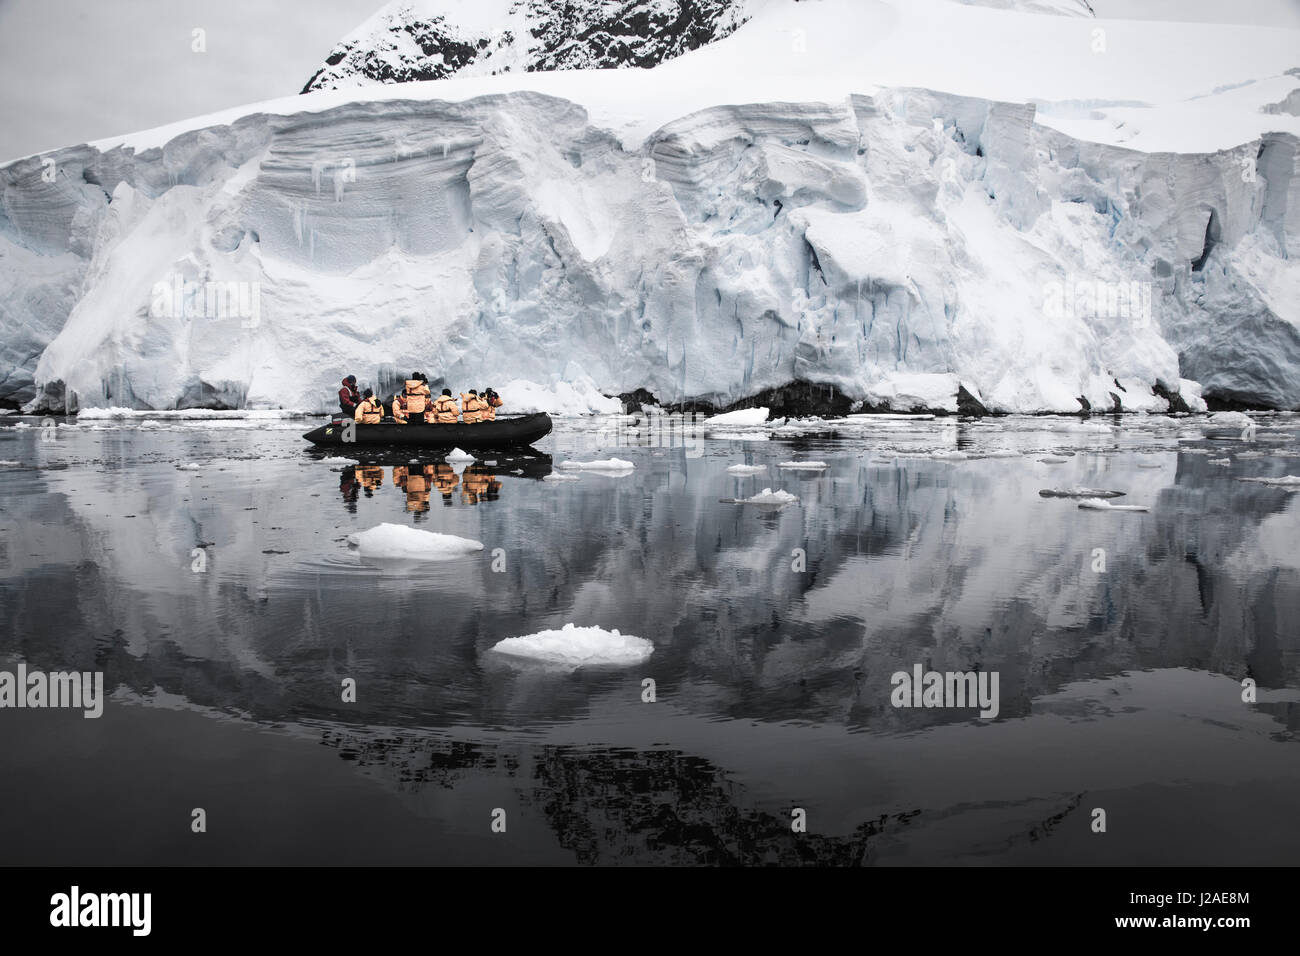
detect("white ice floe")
[445,447,476,462]
[558,457,634,471]
[542,472,580,481]
[176,462,202,470]
[929,450,969,461]
[346,522,484,560]
[1077,498,1149,512]
[1038,455,1070,464]
[726,464,767,475]
[705,407,769,427]
[0,460,20,466]
[739,487,799,505]
[320,456,361,466]
[1208,458,1231,465]
[777,460,828,469]
[489,623,653,668]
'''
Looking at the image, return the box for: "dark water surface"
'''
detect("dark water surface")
[1,412,1297,865]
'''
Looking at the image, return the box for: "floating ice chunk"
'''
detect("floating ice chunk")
[558,457,634,471]
[176,462,201,470]
[738,487,799,505]
[542,472,580,481]
[1039,487,1126,498]
[346,522,484,560]
[446,447,475,463]
[929,450,968,461]
[1208,412,1255,429]
[1238,476,1300,487]
[1038,455,1069,464]
[320,456,360,466]
[489,623,653,668]
[726,464,767,475]
[778,460,828,469]
[1077,498,1149,512]
[1208,458,1231,465]
[706,407,769,426]
[0,459,21,466]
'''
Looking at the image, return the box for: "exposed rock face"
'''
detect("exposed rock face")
[300,0,756,93]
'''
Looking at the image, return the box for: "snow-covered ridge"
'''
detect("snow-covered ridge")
[2,0,1298,413]
[301,0,758,93]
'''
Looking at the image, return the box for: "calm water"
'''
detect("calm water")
[1,412,1297,865]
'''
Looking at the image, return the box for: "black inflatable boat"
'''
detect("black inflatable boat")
[303,413,553,449]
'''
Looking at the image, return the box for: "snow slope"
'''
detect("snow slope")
[2,0,1298,412]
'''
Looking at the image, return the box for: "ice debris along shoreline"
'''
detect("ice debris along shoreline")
[346,523,484,561]
[488,624,654,669]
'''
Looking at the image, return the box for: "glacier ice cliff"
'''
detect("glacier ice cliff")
[1,84,1297,413]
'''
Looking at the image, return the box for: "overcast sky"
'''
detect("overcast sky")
[2,0,1297,162]
[0,0,378,160]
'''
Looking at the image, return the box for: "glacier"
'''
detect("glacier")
[1,0,1299,415]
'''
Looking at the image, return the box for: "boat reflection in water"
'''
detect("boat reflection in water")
[336,452,551,516]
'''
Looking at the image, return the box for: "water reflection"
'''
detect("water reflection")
[0,415,1298,864]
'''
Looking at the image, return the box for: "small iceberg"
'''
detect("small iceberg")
[542,472,580,481]
[1078,498,1149,512]
[777,460,828,469]
[706,407,769,427]
[446,447,476,463]
[1038,455,1069,464]
[929,450,968,461]
[320,456,360,467]
[346,523,484,561]
[726,464,767,475]
[1208,458,1231,465]
[1039,487,1126,499]
[489,624,654,669]
[735,487,799,506]
[176,462,201,471]
[558,457,634,472]
[0,460,21,466]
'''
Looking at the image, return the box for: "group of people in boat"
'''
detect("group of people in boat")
[337,373,503,425]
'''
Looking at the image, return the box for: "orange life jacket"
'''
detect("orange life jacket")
[391,395,408,424]
[431,395,459,423]
[353,397,383,424]
[403,380,430,414]
[461,393,487,423]
[482,394,500,421]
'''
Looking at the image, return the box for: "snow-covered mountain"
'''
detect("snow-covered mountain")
[301,0,759,93]
[2,0,1299,414]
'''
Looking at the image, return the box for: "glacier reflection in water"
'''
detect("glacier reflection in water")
[0,413,1297,864]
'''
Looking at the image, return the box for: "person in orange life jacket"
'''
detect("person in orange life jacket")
[338,375,360,418]
[403,372,431,423]
[430,388,459,424]
[480,387,502,421]
[460,389,487,423]
[354,389,383,424]
[391,391,409,424]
